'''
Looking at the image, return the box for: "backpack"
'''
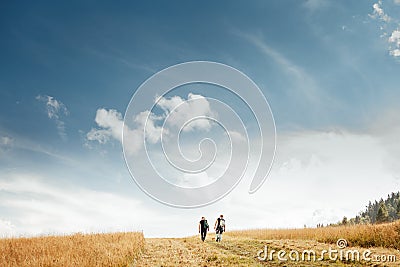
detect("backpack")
[219,219,225,227]
[204,220,209,229]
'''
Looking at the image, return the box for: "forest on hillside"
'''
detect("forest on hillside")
[335,191,400,226]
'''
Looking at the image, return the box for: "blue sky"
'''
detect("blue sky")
[1,0,400,237]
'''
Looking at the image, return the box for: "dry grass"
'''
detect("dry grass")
[3,223,400,266]
[134,237,260,267]
[136,236,400,266]
[229,220,400,249]
[0,231,144,267]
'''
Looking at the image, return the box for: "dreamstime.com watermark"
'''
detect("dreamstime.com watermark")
[257,239,396,263]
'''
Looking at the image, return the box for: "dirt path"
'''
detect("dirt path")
[132,235,400,267]
[131,236,260,267]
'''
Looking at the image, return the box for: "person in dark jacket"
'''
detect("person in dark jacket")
[198,216,209,242]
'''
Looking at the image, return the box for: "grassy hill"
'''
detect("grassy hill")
[2,221,400,266]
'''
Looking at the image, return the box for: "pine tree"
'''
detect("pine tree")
[376,202,389,223]
[386,202,395,221]
[396,199,400,220]
[355,215,361,224]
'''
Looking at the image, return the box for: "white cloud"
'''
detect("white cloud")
[218,127,400,229]
[86,93,215,155]
[86,108,124,144]
[85,108,162,154]
[0,171,230,238]
[159,93,215,132]
[388,30,400,57]
[0,173,156,236]
[389,30,400,45]
[36,95,69,139]
[390,48,400,56]
[86,128,112,144]
[3,113,400,237]
[156,95,184,113]
[370,1,391,22]
[124,120,400,231]
[133,111,164,144]
[369,1,400,58]
[94,109,124,140]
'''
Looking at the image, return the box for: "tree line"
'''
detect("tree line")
[333,191,400,226]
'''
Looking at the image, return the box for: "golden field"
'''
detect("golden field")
[0,232,144,267]
[2,222,400,266]
[229,220,400,249]
[135,222,400,267]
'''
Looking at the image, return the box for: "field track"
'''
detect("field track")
[133,235,400,267]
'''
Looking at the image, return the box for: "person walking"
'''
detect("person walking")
[199,216,209,242]
[214,214,225,242]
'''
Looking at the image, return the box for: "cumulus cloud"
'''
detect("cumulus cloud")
[390,48,400,56]
[388,30,400,57]
[85,108,163,154]
[370,1,400,57]
[370,0,391,22]
[86,93,215,155]
[388,29,400,44]
[158,93,215,132]
[132,110,164,144]
[36,95,69,139]
[86,108,124,144]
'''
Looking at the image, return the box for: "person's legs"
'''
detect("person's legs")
[201,230,206,241]
[216,228,221,242]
